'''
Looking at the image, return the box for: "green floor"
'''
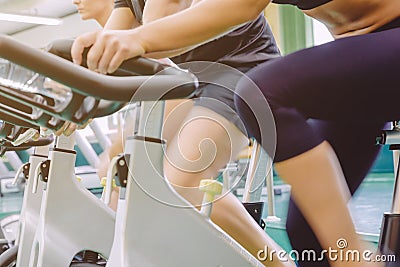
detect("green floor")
[350,174,394,237]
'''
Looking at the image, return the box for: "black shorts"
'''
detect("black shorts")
[178,62,268,136]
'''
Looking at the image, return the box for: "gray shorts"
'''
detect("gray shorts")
[186,63,253,136]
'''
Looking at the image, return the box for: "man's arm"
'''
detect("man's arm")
[72,0,271,73]
[138,0,269,58]
[142,0,194,57]
[105,0,192,30]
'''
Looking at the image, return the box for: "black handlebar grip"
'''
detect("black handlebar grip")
[47,38,166,76]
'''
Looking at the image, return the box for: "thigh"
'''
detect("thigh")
[246,28,400,123]
[163,105,249,205]
[162,99,194,142]
[164,105,249,183]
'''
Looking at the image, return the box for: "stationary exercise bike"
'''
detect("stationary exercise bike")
[0,92,109,266]
[0,123,54,266]
[0,35,269,266]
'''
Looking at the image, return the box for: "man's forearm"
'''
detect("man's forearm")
[135,0,270,58]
